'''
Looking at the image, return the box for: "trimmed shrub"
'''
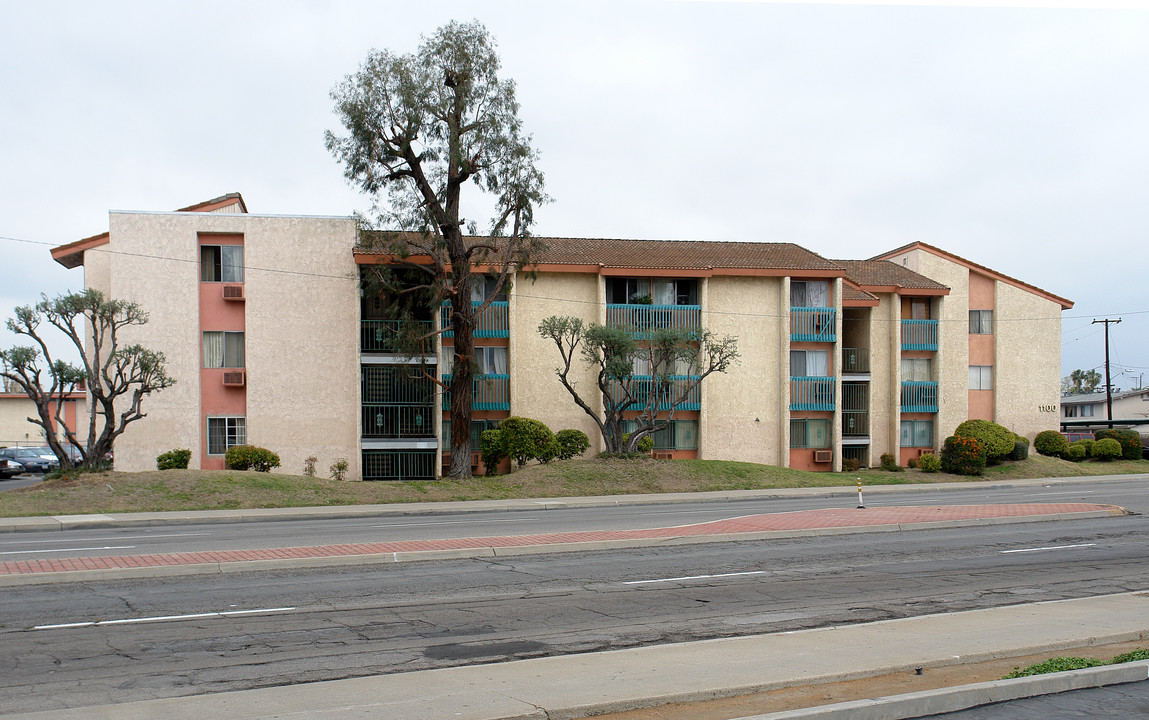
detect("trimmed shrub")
[1072,438,1095,456]
[555,429,591,460]
[480,429,506,476]
[941,435,986,476]
[954,420,1015,463]
[919,452,942,473]
[1065,443,1087,461]
[1033,430,1069,458]
[1009,435,1030,461]
[225,445,281,472]
[1092,437,1122,461]
[622,432,656,454]
[907,456,919,469]
[156,448,191,470]
[536,437,561,464]
[842,457,860,472]
[880,453,902,472]
[1095,429,1142,460]
[498,417,556,467]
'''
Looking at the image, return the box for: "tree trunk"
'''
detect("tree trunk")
[447,266,475,479]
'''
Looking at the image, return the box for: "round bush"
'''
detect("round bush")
[497,416,556,468]
[1065,443,1088,461]
[1072,438,1095,456]
[1092,437,1122,461]
[156,448,191,470]
[880,453,901,472]
[954,420,1015,462]
[1094,429,1142,460]
[1033,430,1069,458]
[941,435,986,476]
[842,457,861,472]
[919,452,942,473]
[1009,435,1030,461]
[480,428,506,476]
[555,429,591,460]
[224,445,281,472]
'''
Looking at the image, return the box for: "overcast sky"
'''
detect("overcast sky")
[2,1,1147,389]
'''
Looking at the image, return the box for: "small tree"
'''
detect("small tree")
[1061,369,1102,395]
[1,290,174,471]
[326,20,548,479]
[539,316,738,453]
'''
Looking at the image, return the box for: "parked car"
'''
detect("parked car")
[1061,431,1095,443]
[0,448,59,474]
[0,457,23,479]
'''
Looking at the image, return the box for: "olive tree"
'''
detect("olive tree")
[0,290,174,470]
[326,20,548,478]
[539,316,739,453]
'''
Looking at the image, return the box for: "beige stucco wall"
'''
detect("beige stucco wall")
[909,251,969,440]
[509,271,603,453]
[700,275,783,464]
[867,294,898,464]
[91,212,360,476]
[0,395,90,448]
[994,280,1062,439]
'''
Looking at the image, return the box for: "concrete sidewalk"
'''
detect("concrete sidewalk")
[7,592,1149,720]
[0,501,1123,585]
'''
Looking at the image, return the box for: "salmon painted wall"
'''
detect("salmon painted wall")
[198,233,246,469]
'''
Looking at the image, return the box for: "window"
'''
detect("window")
[791,349,829,377]
[900,420,933,448]
[791,280,829,308]
[207,417,246,455]
[623,419,698,450]
[1064,405,1095,418]
[969,365,994,390]
[442,419,502,451]
[607,278,697,305]
[470,276,508,303]
[202,331,245,368]
[477,346,508,375]
[607,278,649,304]
[910,299,930,320]
[969,310,993,334]
[901,358,932,382]
[200,245,244,283]
[790,418,830,449]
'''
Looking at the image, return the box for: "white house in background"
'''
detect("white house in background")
[1062,388,1149,423]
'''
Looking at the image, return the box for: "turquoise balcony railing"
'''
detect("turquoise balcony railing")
[606,304,701,336]
[842,347,870,373]
[361,403,435,439]
[361,320,433,353]
[901,319,938,351]
[901,381,938,412]
[607,375,701,411]
[790,376,835,411]
[441,373,510,410]
[361,450,436,481]
[441,301,509,338]
[791,307,836,342]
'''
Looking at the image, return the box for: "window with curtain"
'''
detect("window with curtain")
[202,331,244,368]
[477,346,508,375]
[969,310,994,334]
[200,245,243,283]
[900,420,933,448]
[791,280,829,308]
[622,419,698,450]
[791,349,829,377]
[207,417,246,455]
[901,358,932,382]
[969,365,993,390]
[789,418,830,448]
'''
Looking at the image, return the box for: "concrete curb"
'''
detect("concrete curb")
[0,509,1121,587]
[1,474,1143,534]
[744,661,1149,720]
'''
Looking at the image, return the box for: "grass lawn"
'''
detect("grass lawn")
[0,454,1145,518]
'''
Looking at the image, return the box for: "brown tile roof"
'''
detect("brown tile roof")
[358,233,842,272]
[835,259,949,292]
[842,283,878,303]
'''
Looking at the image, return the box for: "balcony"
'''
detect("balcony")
[361,449,436,481]
[901,319,938,351]
[790,376,835,411]
[791,307,836,343]
[442,373,510,411]
[842,382,869,437]
[606,304,701,336]
[441,301,509,339]
[607,375,701,411]
[841,347,870,373]
[362,403,436,439]
[361,320,433,353]
[901,380,938,413]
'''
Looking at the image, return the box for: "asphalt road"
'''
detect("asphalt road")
[2,504,1148,713]
[920,679,1149,718]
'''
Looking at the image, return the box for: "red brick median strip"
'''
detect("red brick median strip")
[0,503,1117,576]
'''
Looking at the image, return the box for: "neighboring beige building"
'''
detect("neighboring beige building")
[1061,387,1149,424]
[0,392,87,449]
[49,195,1073,478]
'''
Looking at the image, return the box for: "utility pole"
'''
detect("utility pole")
[1092,318,1121,427]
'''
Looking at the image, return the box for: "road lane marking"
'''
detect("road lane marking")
[0,546,134,555]
[1000,543,1096,554]
[33,607,296,630]
[623,571,766,585]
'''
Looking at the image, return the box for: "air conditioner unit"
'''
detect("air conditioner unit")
[813,450,833,463]
[918,449,935,458]
[222,371,246,387]
[652,451,673,460]
[222,284,245,301]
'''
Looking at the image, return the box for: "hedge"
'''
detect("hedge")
[1094,429,1142,460]
[942,435,986,476]
[156,448,192,470]
[224,445,281,472]
[1091,437,1122,461]
[954,420,1015,463]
